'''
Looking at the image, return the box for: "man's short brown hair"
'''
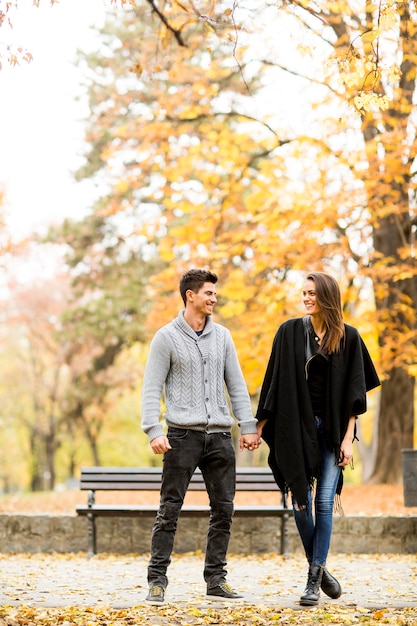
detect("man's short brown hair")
[179,269,218,305]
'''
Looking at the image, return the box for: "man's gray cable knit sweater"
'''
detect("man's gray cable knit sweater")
[141,311,257,442]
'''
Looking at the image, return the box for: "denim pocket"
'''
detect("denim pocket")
[167,427,188,440]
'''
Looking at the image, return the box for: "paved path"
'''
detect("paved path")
[0,552,415,610]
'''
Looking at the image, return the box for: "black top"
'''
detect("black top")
[306,353,328,417]
[305,317,329,418]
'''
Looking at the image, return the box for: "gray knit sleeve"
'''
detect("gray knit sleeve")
[141,330,171,442]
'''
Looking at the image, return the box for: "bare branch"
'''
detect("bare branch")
[143,0,187,47]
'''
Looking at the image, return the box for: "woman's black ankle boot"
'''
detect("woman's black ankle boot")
[300,564,324,606]
[321,568,342,599]
[306,557,342,600]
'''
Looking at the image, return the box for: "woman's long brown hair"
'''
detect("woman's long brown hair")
[307,272,345,354]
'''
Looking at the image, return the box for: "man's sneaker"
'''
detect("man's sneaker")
[206,582,243,600]
[145,585,165,605]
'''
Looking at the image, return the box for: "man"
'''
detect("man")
[142,268,259,604]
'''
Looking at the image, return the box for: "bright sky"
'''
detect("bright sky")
[0,0,119,239]
[0,1,309,243]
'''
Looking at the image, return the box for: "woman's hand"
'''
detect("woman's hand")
[338,416,356,466]
[338,438,353,466]
[257,419,267,438]
[240,433,261,452]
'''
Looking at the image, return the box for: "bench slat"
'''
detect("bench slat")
[76,504,288,517]
[79,467,278,491]
[80,481,278,491]
[80,467,275,474]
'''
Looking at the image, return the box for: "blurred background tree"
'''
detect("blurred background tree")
[47,213,160,468]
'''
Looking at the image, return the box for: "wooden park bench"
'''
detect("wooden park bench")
[76,466,291,557]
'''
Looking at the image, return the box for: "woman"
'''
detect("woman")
[256,272,380,606]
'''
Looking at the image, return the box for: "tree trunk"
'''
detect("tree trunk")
[367,368,414,483]
[29,432,42,492]
[83,421,101,466]
[45,428,56,491]
[366,210,417,481]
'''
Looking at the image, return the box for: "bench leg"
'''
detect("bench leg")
[87,512,97,558]
[280,513,289,557]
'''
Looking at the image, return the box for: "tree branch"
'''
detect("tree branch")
[142,0,187,47]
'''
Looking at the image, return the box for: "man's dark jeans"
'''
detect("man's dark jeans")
[147,427,236,588]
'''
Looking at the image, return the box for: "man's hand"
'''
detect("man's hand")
[150,435,172,455]
[240,433,261,452]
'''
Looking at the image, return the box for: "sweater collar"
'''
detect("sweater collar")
[175,310,213,338]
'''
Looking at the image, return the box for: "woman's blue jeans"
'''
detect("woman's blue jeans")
[292,418,341,566]
[147,427,236,589]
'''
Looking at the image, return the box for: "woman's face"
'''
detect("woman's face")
[302,279,321,316]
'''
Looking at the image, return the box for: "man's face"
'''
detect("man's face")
[188,282,217,316]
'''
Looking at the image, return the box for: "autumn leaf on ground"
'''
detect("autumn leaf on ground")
[0,605,416,625]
